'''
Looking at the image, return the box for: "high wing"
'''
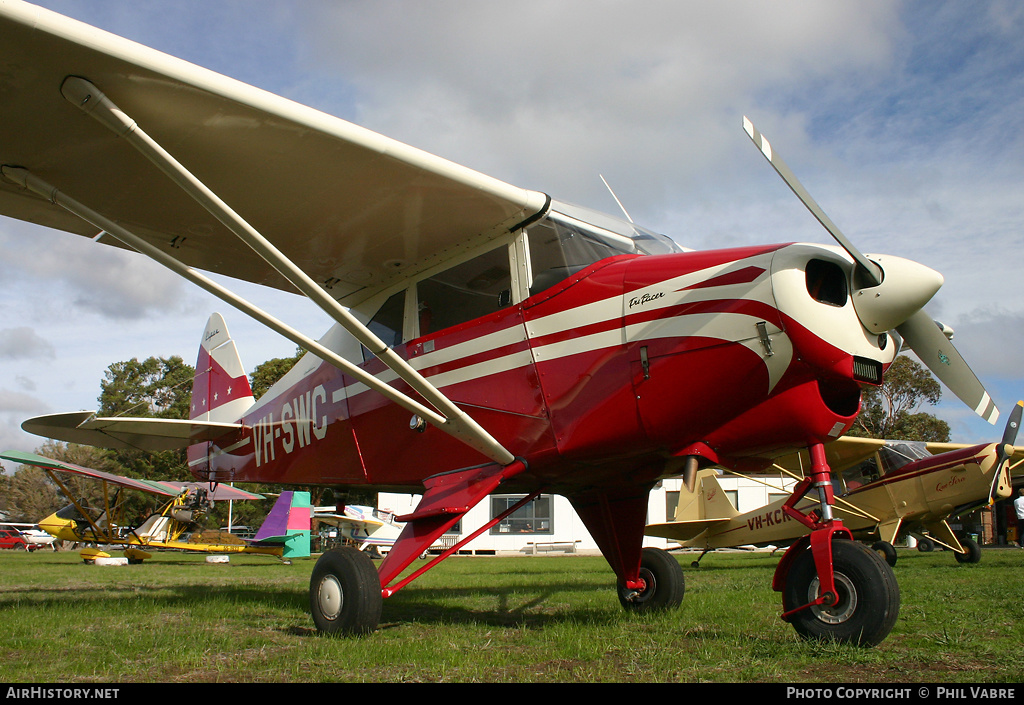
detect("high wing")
[0,449,264,501]
[768,436,886,476]
[770,435,1024,477]
[0,0,549,465]
[0,0,547,305]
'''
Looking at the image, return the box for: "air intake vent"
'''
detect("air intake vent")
[853,357,883,385]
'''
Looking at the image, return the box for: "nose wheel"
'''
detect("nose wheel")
[774,442,900,646]
[781,539,899,647]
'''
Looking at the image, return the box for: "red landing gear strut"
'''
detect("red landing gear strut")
[774,443,851,616]
[770,443,900,647]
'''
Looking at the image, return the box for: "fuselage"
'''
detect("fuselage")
[189,240,898,494]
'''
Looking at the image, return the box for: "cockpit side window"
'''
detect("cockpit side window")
[415,245,512,335]
[805,258,848,307]
[362,289,405,362]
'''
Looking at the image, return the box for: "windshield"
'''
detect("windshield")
[547,200,684,256]
[877,442,931,475]
[840,440,932,492]
[526,201,684,296]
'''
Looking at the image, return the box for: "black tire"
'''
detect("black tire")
[618,547,685,612]
[309,547,382,636]
[782,539,900,647]
[954,536,982,564]
[917,538,934,552]
[871,540,898,567]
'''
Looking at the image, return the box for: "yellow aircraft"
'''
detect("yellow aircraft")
[1,449,310,563]
[647,402,1023,567]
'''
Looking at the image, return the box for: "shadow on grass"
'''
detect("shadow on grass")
[2,570,627,634]
[378,579,623,630]
[0,581,308,612]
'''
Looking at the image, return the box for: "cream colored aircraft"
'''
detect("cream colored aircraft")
[647,402,1023,566]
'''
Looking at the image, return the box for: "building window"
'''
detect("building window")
[725,490,739,511]
[666,490,680,522]
[490,495,553,535]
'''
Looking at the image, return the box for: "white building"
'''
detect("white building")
[379,473,798,555]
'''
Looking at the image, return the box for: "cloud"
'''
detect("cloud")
[0,328,55,361]
[294,4,898,203]
[0,388,51,457]
[0,220,193,320]
[941,309,1024,380]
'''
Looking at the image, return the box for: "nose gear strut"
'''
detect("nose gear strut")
[773,443,852,619]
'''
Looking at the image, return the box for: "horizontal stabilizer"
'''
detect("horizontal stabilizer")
[21,411,244,451]
[645,470,737,542]
[646,518,730,542]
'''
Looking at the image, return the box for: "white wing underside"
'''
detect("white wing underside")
[0,0,547,307]
[0,0,548,463]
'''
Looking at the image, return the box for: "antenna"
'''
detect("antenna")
[599,174,634,224]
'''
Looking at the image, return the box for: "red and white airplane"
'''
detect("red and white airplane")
[0,1,1001,646]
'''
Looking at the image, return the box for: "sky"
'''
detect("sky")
[1,0,1022,461]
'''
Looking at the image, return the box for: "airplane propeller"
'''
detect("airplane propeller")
[988,400,1022,504]
[743,117,999,425]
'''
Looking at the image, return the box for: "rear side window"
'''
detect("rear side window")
[805,259,848,307]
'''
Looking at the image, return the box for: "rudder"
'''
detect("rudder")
[673,469,739,521]
[252,491,312,559]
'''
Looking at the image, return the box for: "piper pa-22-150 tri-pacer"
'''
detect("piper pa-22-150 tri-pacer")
[0,1,1002,646]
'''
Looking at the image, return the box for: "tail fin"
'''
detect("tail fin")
[645,470,739,543]
[252,491,312,558]
[673,470,739,522]
[191,313,255,424]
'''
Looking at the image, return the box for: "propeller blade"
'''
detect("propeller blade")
[743,117,997,424]
[743,116,883,286]
[989,400,1022,503]
[1001,401,1022,447]
[896,310,999,425]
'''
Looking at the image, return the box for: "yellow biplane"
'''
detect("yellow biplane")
[1,450,310,563]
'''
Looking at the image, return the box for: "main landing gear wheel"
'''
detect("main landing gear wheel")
[310,547,382,636]
[871,540,898,567]
[954,536,982,564]
[783,540,899,647]
[618,547,685,612]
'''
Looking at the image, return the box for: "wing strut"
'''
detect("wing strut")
[4,75,515,466]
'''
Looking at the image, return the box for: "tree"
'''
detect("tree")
[97,356,195,480]
[0,441,134,522]
[249,346,305,400]
[849,354,951,441]
[99,356,194,419]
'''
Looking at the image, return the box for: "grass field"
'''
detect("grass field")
[1,546,1022,683]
